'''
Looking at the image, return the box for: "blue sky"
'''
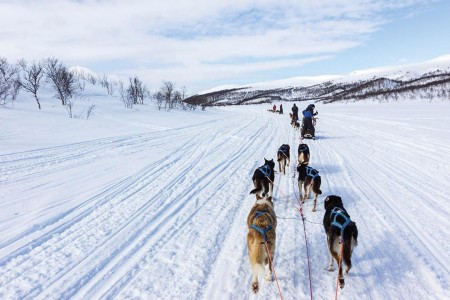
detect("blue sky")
[0,0,449,92]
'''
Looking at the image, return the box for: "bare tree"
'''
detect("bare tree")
[154,91,164,110]
[18,59,45,109]
[118,80,133,109]
[158,80,175,110]
[0,57,20,106]
[106,81,115,96]
[179,86,188,110]
[87,74,97,85]
[65,97,74,118]
[45,58,78,105]
[127,76,147,105]
[99,73,115,95]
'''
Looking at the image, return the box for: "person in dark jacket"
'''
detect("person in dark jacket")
[279,104,283,114]
[301,104,318,138]
[292,103,299,121]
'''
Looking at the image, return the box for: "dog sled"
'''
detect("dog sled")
[301,117,317,140]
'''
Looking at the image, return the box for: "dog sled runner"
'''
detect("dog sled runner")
[302,128,316,140]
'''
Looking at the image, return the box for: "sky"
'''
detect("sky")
[1,0,449,93]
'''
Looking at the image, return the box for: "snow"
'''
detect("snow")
[1,86,450,299]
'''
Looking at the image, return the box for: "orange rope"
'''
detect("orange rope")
[265,171,313,300]
[264,240,284,300]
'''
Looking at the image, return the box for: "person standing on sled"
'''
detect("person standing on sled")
[301,104,318,138]
[279,104,283,114]
[292,103,299,122]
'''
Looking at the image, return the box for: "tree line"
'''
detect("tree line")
[0,57,196,117]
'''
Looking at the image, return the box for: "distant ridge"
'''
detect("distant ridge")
[185,55,450,106]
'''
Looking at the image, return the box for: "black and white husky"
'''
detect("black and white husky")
[277,144,290,175]
[297,164,322,211]
[323,195,358,289]
[250,159,275,200]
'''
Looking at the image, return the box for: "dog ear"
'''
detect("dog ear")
[324,196,330,209]
[325,195,342,210]
[327,195,343,209]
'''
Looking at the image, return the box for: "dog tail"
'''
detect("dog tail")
[248,233,266,277]
[343,222,358,269]
[250,180,263,195]
[313,176,323,195]
[250,188,259,195]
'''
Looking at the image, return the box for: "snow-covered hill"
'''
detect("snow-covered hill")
[186,55,450,106]
[201,54,450,93]
[1,90,449,299]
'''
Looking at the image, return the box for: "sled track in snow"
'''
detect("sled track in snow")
[1,106,449,299]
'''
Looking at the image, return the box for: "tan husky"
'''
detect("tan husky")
[247,198,277,293]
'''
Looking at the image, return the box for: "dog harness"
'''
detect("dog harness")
[258,165,272,178]
[305,166,319,179]
[298,144,309,155]
[278,145,289,155]
[330,207,351,233]
[250,210,272,242]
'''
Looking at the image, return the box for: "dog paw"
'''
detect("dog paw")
[311,207,316,212]
[264,273,273,281]
[339,279,345,289]
[252,282,259,294]
[326,266,335,272]
[345,266,351,274]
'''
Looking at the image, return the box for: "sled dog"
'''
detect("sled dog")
[323,195,358,289]
[290,113,300,129]
[297,164,322,211]
[247,198,277,294]
[297,143,310,166]
[277,144,290,175]
[250,159,275,200]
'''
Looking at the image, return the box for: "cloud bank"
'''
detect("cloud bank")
[0,0,435,91]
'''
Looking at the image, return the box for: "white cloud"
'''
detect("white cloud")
[0,0,436,91]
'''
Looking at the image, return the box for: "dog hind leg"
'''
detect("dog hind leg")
[267,181,273,200]
[264,243,275,281]
[326,235,336,271]
[306,181,312,199]
[330,237,345,289]
[248,237,264,293]
[312,193,317,212]
[298,180,303,199]
[302,183,310,202]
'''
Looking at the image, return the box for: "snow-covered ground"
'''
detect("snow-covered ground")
[1,93,450,299]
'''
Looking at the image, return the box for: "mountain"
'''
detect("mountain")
[184,55,450,106]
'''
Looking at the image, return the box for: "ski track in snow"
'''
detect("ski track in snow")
[1,105,449,299]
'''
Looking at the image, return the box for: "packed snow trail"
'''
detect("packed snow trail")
[1,103,449,299]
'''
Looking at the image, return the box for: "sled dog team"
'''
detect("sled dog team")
[247,143,358,294]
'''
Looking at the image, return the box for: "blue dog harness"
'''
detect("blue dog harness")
[305,166,319,179]
[278,145,289,154]
[298,144,309,155]
[330,207,351,233]
[250,210,273,242]
[258,165,272,178]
